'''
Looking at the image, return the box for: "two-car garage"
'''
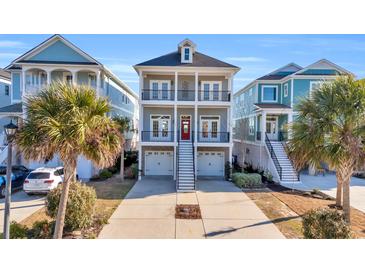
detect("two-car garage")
[144,149,225,177]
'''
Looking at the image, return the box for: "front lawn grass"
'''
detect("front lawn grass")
[20,176,136,238]
[245,184,365,239]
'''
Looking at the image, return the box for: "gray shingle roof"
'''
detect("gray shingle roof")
[135,51,239,68]
[0,69,10,80]
[0,103,23,113]
[254,103,291,109]
[257,74,289,80]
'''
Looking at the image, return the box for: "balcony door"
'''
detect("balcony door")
[200,81,221,101]
[150,115,171,141]
[180,115,191,141]
[200,116,220,141]
[150,80,170,100]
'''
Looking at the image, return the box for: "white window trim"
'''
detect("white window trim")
[181,47,192,63]
[200,81,222,101]
[199,115,221,141]
[309,81,324,98]
[249,116,255,136]
[150,114,171,141]
[283,83,289,97]
[261,85,278,103]
[265,116,279,140]
[88,73,96,86]
[150,80,171,100]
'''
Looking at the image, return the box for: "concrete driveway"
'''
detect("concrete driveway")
[0,191,45,233]
[282,172,365,213]
[99,178,284,239]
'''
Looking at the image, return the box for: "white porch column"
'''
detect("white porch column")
[96,70,101,94]
[173,146,177,181]
[174,104,177,143]
[174,71,178,101]
[195,72,198,102]
[22,70,26,97]
[138,72,143,180]
[261,112,266,143]
[46,70,51,85]
[72,71,77,85]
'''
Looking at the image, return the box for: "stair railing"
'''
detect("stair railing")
[176,130,180,190]
[265,133,282,180]
[192,130,196,190]
[281,140,300,181]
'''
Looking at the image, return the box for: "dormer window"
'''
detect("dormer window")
[178,39,196,64]
[184,48,190,61]
[181,46,192,63]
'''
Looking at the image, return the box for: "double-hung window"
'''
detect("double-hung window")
[184,48,190,61]
[261,85,278,102]
[310,81,325,98]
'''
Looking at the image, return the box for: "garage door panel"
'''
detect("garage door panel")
[197,151,224,176]
[145,151,173,176]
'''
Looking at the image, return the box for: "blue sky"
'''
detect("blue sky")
[1,34,365,93]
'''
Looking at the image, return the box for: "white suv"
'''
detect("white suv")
[23,167,64,194]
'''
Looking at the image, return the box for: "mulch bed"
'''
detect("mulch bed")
[175,204,202,219]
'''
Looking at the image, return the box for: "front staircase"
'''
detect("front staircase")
[177,142,195,191]
[265,134,300,183]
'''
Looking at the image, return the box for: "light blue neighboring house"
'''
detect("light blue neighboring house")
[0,34,139,180]
[233,59,353,183]
[0,69,12,146]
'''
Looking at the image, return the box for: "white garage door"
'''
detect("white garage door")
[145,151,173,176]
[197,151,224,176]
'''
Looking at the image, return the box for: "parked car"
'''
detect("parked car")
[23,167,64,195]
[0,165,31,198]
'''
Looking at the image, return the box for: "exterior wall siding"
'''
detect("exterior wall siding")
[11,72,21,101]
[28,40,90,63]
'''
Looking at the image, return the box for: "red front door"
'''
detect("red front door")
[181,117,191,140]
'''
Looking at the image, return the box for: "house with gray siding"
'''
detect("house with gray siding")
[134,39,239,191]
[233,59,353,183]
[0,34,139,180]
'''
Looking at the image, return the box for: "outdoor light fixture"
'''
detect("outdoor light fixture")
[3,120,18,239]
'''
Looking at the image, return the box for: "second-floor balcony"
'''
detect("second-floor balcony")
[141,89,231,102]
[197,131,230,143]
[141,131,174,142]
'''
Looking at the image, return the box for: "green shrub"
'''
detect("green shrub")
[225,161,232,181]
[302,208,352,239]
[131,163,138,179]
[29,220,54,239]
[232,172,262,188]
[10,221,28,239]
[99,169,113,180]
[107,166,118,174]
[46,181,97,231]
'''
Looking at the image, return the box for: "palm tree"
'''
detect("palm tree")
[112,116,131,180]
[287,76,365,223]
[16,82,123,238]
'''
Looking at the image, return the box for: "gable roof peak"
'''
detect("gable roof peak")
[178,39,197,53]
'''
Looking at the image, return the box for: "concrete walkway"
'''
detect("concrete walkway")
[0,191,45,233]
[282,172,365,213]
[99,178,284,239]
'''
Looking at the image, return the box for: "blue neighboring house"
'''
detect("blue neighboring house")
[0,34,139,180]
[233,59,353,183]
[0,69,11,144]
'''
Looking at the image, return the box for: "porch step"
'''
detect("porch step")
[177,141,195,192]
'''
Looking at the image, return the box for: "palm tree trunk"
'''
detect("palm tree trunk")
[335,178,342,207]
[337,158,353,223]
[53,157,77,239]
[119,146,124,181]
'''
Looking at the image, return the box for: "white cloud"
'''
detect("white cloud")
[0,40,26,48]
[226,56,267,62]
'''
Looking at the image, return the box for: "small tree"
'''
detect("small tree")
[288,76,365,222]
[16,82,122,238]
[113,116,131,180]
